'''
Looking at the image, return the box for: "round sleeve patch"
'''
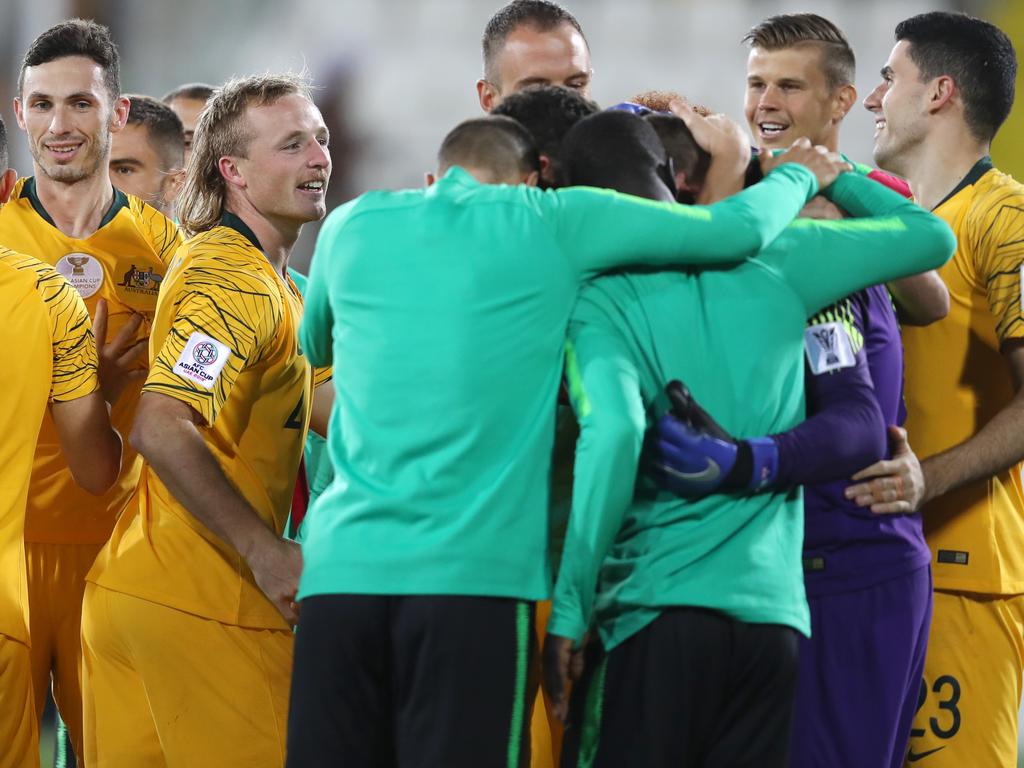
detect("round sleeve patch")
[173,332,232,389]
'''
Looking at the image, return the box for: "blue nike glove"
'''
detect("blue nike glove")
[647,380,779,498]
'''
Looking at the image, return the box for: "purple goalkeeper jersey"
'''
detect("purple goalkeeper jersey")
[798,285,932,596]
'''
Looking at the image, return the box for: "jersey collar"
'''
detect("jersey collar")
[933,156,994,211]
[219,210,263,251]
[20,176,128,231]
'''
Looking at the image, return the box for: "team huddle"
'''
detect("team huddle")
[0,3,1021,768]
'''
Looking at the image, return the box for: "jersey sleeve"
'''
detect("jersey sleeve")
[968,185,1024,343]
[551,163,819,279]
[548,292,647,644]
[133,197,185,267]
[771,294,886,487]
[36,262,99,402]
[143,257,277,425]
[760,172,956,317]
[313,365,333,388]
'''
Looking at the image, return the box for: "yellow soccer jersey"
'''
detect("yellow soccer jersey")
[902,158,1024,593]
[88,213,326,629]
[0,248,97,643]
[0,177,181,544]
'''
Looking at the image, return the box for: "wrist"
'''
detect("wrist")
[724,437,779,491]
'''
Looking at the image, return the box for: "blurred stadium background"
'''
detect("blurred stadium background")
[1,0,1021,763]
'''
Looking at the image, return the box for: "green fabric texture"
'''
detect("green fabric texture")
[548,172,955,649]
[285,268,334,542]
[296,163,823,601]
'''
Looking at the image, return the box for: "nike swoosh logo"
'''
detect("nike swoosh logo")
[907,746,946,762]
[659,458,721,483]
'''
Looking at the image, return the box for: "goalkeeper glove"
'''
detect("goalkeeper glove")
[647,380,779,497]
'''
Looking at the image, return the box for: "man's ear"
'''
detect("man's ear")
[110,95,130,133]
[0,168,17,204]
[477,79,500,113]
[425,171,437,187]
[927,75,956,115]
[833,83,858,123]
[219,156,245,190]
[165,168,186,206]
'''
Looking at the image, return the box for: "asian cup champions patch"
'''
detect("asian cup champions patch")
[55,253,105,299]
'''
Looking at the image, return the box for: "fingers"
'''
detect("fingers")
[105,312,145,356]
[92,298,109,348]
[846,475,907,508]
[870,500,914,515]
[278,598,300,626]
[850,459,899,482]
[889,425,911,454]
[115,337,149,370]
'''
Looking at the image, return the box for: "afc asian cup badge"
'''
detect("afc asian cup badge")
[193,342,219,366]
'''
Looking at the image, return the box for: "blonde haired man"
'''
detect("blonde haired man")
[82,73,332,766]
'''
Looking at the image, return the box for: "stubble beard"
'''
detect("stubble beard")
[34,128,111,185]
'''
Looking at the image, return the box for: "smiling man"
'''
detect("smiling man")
[81,73,333,766]
[0,20,181,763]
[851,13,1024,767]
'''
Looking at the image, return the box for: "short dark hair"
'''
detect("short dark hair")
[492,85,598,185]
[744,14,855,90]
[644,114,710,203]
[895,12,1016,142]
[162,82,216,105]
[482,0,587,82]
[0,117,8,171]
[125,94,185,171]
[437,116,539,181]
[561,111,675,201]
[20,19,120,98]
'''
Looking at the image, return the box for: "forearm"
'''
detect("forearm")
[888,271,950,327]
[550,332,644,643]
[772,391,886,487]
[921,393,1024,505]
[549,424,639,643]
[134,414,274,558]
[568,163,817,275]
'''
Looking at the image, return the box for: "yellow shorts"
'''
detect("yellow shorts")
[26,539,104,761]
[904,589,1024,767]
[0,633,38,768]
[81,583,293,767]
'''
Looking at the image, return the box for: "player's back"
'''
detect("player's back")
[300,169,589,602]
[902,160,1024,593]
[569,261,812,646]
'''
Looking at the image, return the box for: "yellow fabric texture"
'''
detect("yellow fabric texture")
[27,541,105,762]
[82,584,292,767]
[87,223,313,630]
[0,178,181,544]
[531,599,564,768]
[901,167,1024,593]
[0,248,96,645]
[904,590,1024,767]
[0,634,38,768]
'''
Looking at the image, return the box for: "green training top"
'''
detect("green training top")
[296,163,821,601]
[548,172,955,649]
